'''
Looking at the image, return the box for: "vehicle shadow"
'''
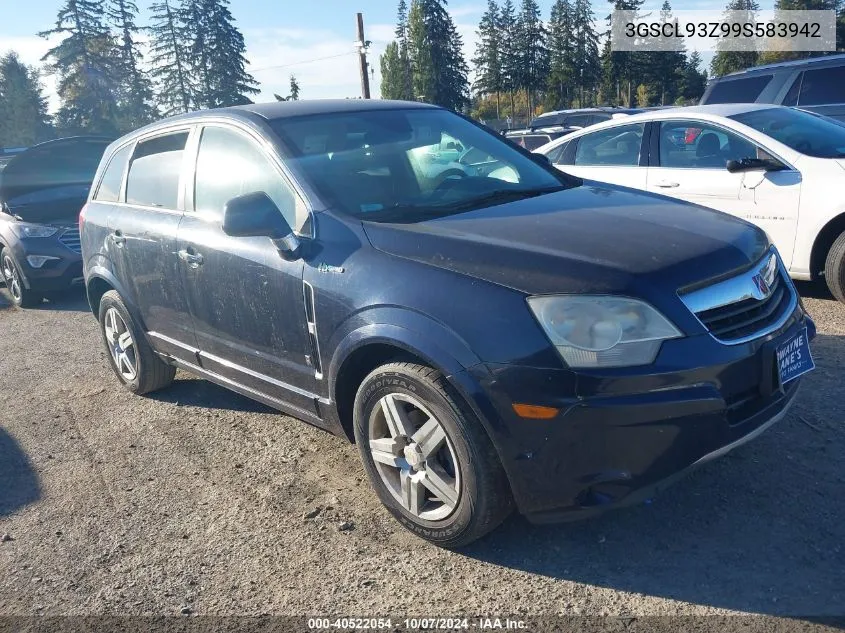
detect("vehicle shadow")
[461,333,845,617]
[148,376,275,414]
[0,427,41,518]
[795,279,836,302]
[36,288,90,312]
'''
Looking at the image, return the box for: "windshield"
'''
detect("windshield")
[729,107,845,159]
[270,108,572,222]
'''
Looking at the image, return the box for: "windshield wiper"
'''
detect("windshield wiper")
[445,185,565,212]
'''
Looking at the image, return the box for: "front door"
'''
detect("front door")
[647,120,801,266]
[177,124,318,417]
[110,129,198,361]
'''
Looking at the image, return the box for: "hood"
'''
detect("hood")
[0,137,110,220]
[362,184,770,299]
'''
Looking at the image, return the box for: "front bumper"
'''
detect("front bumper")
[7,235,83,292]
[463,309,815,522]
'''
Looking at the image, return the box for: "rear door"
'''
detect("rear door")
[109,128,198,361]
[646,119,801,265]
[555,122,648,189]
[177,123,318,416]
[793,64,845,123]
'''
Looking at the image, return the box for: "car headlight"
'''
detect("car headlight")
[527,295,682,368]
[12,222,59,238]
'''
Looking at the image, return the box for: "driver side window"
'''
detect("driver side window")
[658,121,757,169]
[194,126,307,231]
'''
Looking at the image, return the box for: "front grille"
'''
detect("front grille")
[697,270,791,341]
[59,227,81,254]
[680,249,797,344]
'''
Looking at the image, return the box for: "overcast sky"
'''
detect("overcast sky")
[0,0,729,112]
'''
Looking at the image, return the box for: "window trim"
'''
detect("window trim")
[650,117,796,172]
[571,122,648,169]
[189,121,313,238]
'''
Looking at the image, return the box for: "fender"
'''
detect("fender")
[85,262,149,335]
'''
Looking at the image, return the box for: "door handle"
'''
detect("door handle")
[655,181,680,188]
[111,230,126,246]
[177,248,204,268]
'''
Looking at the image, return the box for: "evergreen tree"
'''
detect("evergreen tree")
[473,0,504,116]
[289,75,300,100]
[680,50,707,103]
[607,0,644,105]
[710,0,759,77]
[0,52,52,146]
[380,42,405,99]
[514,0,548,119]
[395,0,414,100]
[645,1,686,105]
[499,0,520,118]
[598,37,617,104]
[759,0,838,63]
[183,0,260,108]
[572,0,600,106]
[107,0,157,130]
[39,0,119,135]
[546,0,575,109]
[149,0,192,116]
[408,0,469,111]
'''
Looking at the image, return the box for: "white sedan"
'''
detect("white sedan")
[535,104,845,303]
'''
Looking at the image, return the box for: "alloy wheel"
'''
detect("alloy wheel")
[368,393,461,521]
[2,255,22,303]
[104,307,137,381]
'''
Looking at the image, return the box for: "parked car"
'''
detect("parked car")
[0,137,111,307]
[700,53,845,122]
[505,107,643,150]
[81,100,815,547]
[535,104,845,302]
[0,147,27,172]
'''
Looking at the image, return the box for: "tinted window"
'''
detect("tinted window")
[798,66,845,106]
[658,121,757,169]
[126,132,188,209]
[544,142,566,164]
[574,123,645,166]
[705,75,773,104]
[270,108,567,222]
[564,114,591,128]
[521,135,553,150]
[94,144,132,202]
[730,107,845,158]
[592,114,612,124]
[781,73,802,107]
[194,126,306,230]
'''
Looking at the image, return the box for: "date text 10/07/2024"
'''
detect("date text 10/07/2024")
[307,617,528,630]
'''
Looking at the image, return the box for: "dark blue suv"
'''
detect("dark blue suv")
[80,100,815,547]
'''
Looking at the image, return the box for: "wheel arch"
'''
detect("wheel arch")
[810,212,845,280]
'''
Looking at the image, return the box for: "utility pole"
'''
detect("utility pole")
[356,13,371,99]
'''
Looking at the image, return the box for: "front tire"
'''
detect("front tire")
[98,290,175,394]
[824,230,845,304]
[353,362,513,548]
[1,248,42,308]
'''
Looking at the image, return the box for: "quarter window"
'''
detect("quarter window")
[126,132,189,209]
[658,121,757,169]
[94,144,132,203]
[574,123,645,167]
[194,126,306,231]
[705,75,772,104]
[798,66,845,106]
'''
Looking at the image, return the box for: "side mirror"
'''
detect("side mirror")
[726,157,786,173]
[222,192,301,254]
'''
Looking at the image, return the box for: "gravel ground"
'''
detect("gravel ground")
[0,282,843,619]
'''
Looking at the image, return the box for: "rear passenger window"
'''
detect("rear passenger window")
[705,75,773,104]
[798,66,845,106]
[126,132,189,209]
[94,144,132,202]
[574,123,645,167]
[782,73,802,107]
[564,114,591,128]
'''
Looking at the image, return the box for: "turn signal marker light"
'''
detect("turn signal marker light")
[512,403,559,420]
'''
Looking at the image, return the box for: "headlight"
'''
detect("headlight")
[527,295,682,368]
[12,222,59,238]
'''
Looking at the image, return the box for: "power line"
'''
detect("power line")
[251,52,357,73]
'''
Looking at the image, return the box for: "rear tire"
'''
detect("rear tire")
[824,230,845,304]
[1,248,41,308]
[353,362,513,548]
[98,290,175,395]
